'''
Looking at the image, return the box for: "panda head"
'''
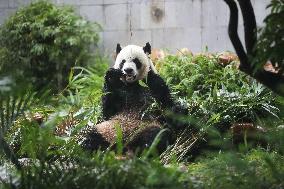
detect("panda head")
[114,42,157,83]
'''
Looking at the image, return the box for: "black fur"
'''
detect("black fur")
[143,42,151,55]
[119,59,126,69]
[116,43,122,54]
[133,58,142,69]
[125,126,171,154]
[79,127,110,151]
[145,70,174,108]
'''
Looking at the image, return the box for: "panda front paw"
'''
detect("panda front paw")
[105,68,124,87]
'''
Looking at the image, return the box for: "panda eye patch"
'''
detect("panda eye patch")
[133,58,142,69]
[119,59,126,69]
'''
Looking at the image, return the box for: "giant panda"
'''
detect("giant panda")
[75,42,188,153]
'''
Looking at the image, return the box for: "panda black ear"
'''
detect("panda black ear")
[116,43,122,55]
[143,42,151,55]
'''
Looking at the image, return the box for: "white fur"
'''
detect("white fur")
[114,45,157,83]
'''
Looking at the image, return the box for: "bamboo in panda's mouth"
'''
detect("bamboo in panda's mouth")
[126,74,136,80]
[121,74,136,82]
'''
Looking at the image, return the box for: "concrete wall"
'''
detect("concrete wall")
[0,0,270,54]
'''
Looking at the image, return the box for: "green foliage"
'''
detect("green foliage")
[157,54,279,128]
[3,57,108,162]
[0,92,35,169]
[186,149,284,189]
[18,121,62,160]
[157,54,243,98]
[66,56,108,107]
[0,1,101,92]
[157,53,282,163]
[254,0,284,72]
[19,153,183,189]
[1,50,284,188]
[47,58,108,136]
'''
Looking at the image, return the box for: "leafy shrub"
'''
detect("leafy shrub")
[157,54,279,128]
[157,53,281,163]
[3,57,109,161]
[254,0,284,72]
[66,56,109,108]
[1,151,186,189]
[0,1,101,92]
[47,57,109,136]
[186,149,284,189]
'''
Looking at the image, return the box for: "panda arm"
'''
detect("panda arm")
[145,70,174,108]
[102,68,124,120]
[146,70,189,130]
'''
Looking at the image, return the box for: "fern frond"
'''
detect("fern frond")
[0,92,34,170]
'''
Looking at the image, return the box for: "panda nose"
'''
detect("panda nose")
[124,68,133,74]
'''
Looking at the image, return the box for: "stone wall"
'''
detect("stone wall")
[0,0,270,54]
